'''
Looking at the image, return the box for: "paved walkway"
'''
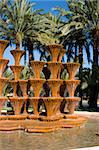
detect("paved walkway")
[75,111,99,119]
[71,146,99,150]
[71,111,99,150]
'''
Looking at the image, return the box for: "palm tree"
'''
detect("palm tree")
[36,12,81,61]
[67,0,99,109]
[31,12,65,63]
[55,0,99,109]
[0,0,41,49]
[0,0,47,66]
[23,10,48,63]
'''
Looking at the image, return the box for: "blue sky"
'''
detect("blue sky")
[4,0,92,68]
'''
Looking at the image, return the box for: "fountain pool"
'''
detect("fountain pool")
[0,118,98,150]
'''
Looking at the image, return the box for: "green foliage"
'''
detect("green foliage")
[37,13,64,45]
[67,0,99,42]
[61,69,69,80]
[0,0,43,48]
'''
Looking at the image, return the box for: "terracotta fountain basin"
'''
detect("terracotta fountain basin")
[40,97,63,121]
[47,44,63,62]
[64,97,81,114]
[10,65,24,80]
[0,40,9,59]
[48,62,62,79]
[58,48,66,62]
[10,80,18,97]
[66,62,80,79]
[28,97,40,119]
[0,59,9,77]
[29,79,46,97]
[10,50,25,65]
[30,61,46,79]
[0,97,8,116]
[10,97,23,115]
[47,79,63,97]
[65,80,80,97]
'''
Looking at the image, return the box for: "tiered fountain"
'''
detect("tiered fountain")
[29,61,46,118]
[26,44,65,132]
[44,44,64,121]
[64,63,81,114]
[0,40,9,119]
[9,48,28,119]
[0,41,86,132]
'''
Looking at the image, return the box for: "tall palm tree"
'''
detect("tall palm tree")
[0,0,42,49]
[55,0,99,109]
[0,0,47,66]
[67,0,99,63]
[67,0,99,109]
[23,13,48,63]
[33,12,65,63]
[0,0,32,48]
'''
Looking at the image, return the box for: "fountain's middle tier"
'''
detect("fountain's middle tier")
[30,61,46,79]
[65,80,80,97]
[47,79,63,97]
[66,62,80,80]
[0,59,9,77]
[19,80,28,97]
[48,62,62,79]
[10,65,24,80]
[29,79,46,97]
[0,78,8,96]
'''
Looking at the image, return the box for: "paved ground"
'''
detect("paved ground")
[75,111,99,119]
[72,146,99,150]
[73,111,99,150]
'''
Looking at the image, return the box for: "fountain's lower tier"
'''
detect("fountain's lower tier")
[64,97,81,114]
[0,115,86,132]
[0,97,87,133]
[0,96,86,132]
[28,97,63,121]
[0,78,8,96]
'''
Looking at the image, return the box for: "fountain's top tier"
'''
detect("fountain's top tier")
[0,40,9,59]
[47,44,64,62]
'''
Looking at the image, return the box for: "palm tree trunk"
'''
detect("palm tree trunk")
[27,39,34,64]
[24,43,27,65]
[79,46,83,108]
[74,43,78,62]
[89,29,99,109]
[67,44,72,62]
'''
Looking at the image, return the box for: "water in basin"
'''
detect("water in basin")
[0,119,98,150]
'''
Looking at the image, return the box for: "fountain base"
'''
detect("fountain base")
[0,115,87,132]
